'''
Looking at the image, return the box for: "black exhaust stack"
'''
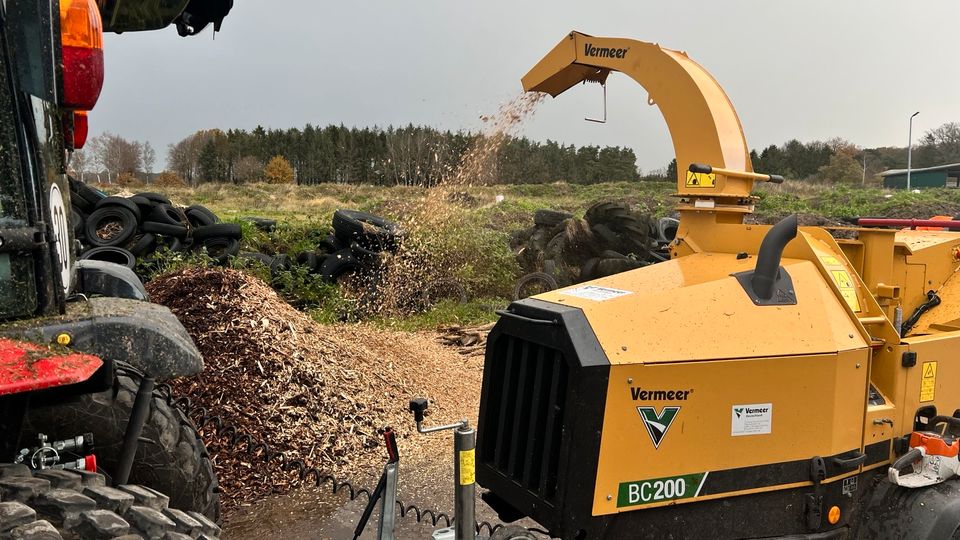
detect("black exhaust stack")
[734,215,798,305]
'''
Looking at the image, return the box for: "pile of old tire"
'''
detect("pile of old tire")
[238,209,403,286]
[68,178,242,272]
[509,201,675,300]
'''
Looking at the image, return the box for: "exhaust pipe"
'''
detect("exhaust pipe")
[751,215,798,300]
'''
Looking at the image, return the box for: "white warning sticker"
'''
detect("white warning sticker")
[731,403,773,437]
[560,285,632,301]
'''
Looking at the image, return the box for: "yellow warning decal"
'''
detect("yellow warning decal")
[686,170,716,188]
[820,255,841,266]
[459,448,475,485]
[920,361,937,402]
[830,270,853,289]
[828,269,861,311]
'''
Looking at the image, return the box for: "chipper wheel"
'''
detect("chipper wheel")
[21,363,220,524]
[0,464,221,539]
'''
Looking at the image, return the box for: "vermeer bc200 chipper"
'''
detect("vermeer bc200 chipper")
[476,31,960,540]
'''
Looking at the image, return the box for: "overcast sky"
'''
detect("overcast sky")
[94,0,960,173]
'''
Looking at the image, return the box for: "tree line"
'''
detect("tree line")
[74,121,960,186]
[164,124,643,186]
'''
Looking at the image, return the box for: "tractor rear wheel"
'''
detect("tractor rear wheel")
[0,465,221,539]
[21,364,220,523]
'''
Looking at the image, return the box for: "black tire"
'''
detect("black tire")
[0,465,221,539]
[129,234,157,257]
[202,237,240,264]
[141,221,188,239]
[69,177,106,209]
[317,234,344,254]
[134,192,171,206]
[512,272,559,301]
[79,247,136,269]
[70,191,95,214]
[295,251,321,272]
[269,254,291,282]
[332,210,401,253]
[241,216,276,232]
[422,278,468,307]
[146,204,186,227]
[83,207,138,248]
[319,248,360,283]
[533,209,573,228]
[580,257,600,281]
[70,209,85,239]
[21,364,220,523]
[185,205,217,227]
[594,257,644,278]
[127,195,154,217]
[192,224,241,242]
[236,251,274,267]
[95,197,141,223]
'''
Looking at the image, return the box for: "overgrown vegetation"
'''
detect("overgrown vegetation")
[131,180,960,330]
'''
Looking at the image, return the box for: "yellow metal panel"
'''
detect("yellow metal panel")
[592,350,868,515]
[536,255,867,364]
[900,336,960,432]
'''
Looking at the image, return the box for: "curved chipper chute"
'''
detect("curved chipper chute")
[522,31,784,221]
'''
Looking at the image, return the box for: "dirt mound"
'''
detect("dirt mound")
[146,268,482,513]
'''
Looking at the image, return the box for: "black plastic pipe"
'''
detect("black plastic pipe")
[752,215,798,300]
[113,375,154,486]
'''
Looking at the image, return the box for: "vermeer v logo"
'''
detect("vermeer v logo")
[637,406,680,449]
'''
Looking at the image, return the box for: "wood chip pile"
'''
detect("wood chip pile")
[146,268,483,514]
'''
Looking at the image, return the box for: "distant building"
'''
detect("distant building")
[880,163,960,189]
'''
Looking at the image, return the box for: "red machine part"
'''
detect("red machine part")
[910,431,960,458]
[857,218,960,230]
[0,338,102,396]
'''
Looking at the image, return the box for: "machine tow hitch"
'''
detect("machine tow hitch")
[888,416,960,488]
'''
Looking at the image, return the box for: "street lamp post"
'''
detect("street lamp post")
[907,111,919,190]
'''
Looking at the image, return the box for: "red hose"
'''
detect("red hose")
[857,218,960,229]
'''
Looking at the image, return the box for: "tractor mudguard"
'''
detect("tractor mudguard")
[74,259,149,301]
[0,297,202,380]
[857,475,960,539]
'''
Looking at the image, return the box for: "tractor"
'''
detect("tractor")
[474,32,960,539]
[0,1,231,538]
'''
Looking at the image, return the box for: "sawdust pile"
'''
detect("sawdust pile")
[145,268,483,513]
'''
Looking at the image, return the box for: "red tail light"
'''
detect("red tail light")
[72,111,89,149]
[60,0,104,110]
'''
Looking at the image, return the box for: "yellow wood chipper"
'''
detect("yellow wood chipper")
[475,31,960,540]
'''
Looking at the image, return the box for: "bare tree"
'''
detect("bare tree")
[142,141,156,174]
[70,149,89,182]
[88,132,142,182]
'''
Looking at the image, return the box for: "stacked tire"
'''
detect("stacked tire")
[510,201,677,299]
[68,178,242,272]
[241,209,402,286]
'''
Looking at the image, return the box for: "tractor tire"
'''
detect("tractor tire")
[21,364,220,524]
[512,272,559,301]
[332,210,401,253]
[83,207,138,248]
[533,209,572,228]
[129,234,157,257]
[0,465,221,539]
[127,196,154,217]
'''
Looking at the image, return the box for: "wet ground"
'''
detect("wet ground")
[222,456,544,539]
